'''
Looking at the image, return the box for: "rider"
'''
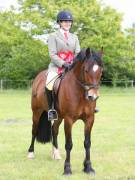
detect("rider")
[45,10,80,121]
[45,10,99,121]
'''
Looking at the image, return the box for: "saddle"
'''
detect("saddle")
[53,75,63,99]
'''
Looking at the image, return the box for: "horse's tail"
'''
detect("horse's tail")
[36,111,52,143]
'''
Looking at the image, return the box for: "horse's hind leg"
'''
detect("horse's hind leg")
[28,110,41,159]
[28,123,36,159]
[52,119,62,160]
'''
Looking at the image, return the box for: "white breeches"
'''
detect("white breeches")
[46,71,59,90]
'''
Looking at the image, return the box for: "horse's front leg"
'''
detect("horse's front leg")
[83,115,95,175]
[52,119,62,160]
[64,117,73,175]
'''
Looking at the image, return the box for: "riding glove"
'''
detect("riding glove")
[62,63,71,70]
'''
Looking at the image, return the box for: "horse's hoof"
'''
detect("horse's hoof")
[28,152,35,159]
[52,153,62,160]
[52,147,62,160]
[63,162,72,175]
[63,169,72,175]
[83,166,95,175]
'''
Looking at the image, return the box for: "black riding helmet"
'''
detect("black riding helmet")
[57,11,73,22]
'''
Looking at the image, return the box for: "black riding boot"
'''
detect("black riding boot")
[45,87,58,121]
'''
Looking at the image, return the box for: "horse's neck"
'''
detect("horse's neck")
[65,61,84,90]
[72,61,83,77]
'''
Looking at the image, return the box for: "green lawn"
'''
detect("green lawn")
[0,88,135,180]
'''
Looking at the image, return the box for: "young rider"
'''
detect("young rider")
[45,10,80,121]
[45,10,98,121]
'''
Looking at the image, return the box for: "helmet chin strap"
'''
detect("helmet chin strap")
[61,27,70,32]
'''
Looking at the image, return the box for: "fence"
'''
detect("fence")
[101,80,135,88]
[0,79,33,90]
[0,79,135,90]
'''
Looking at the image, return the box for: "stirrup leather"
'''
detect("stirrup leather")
[48,109,58,121]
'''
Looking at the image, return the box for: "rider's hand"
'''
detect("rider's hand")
[62,63,71,69]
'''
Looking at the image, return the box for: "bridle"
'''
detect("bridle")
[75,62,101,101]
[78,81,99,91]
[77,64,100,91]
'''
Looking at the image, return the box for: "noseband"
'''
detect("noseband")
[80,82,99,91]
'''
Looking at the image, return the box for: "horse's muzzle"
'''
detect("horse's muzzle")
[85,90,99,101]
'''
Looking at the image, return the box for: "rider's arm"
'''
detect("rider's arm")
[48,34,65,67]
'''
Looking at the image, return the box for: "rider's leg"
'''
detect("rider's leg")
[45,87,57,120]
[45,87,53,110]
[45,71,58,121]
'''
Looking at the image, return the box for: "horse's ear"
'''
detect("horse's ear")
[86,48,91,58]
[76,49,86,61]
[98,47,104,57]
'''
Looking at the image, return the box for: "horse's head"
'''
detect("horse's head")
[76,47,103,101]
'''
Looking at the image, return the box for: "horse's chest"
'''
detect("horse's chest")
[74,102,92,118]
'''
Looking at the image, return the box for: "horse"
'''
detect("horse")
[28,47,103,175]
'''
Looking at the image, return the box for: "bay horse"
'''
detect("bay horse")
[28,47,103,175]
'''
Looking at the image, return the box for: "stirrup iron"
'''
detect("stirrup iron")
[48,109,58,121]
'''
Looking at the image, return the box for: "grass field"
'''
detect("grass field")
[0,87,135,180]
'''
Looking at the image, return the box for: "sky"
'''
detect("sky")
[105,0,135,28]
[0,0,135,28]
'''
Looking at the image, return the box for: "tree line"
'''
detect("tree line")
[0,0,135,84]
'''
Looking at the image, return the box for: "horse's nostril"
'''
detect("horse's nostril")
[88,95,99,101]
[88,96,94,101]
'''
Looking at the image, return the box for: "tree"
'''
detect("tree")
[0,0,134,83]
[0,12,48,80]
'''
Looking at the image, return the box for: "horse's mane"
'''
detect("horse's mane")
[71,48,103,69]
